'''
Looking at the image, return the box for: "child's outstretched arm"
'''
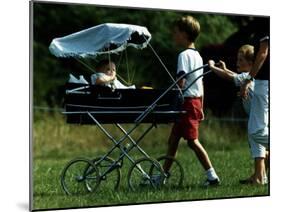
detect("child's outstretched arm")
[208,60,236,81]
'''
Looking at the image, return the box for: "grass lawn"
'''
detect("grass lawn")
[31,113,269,210]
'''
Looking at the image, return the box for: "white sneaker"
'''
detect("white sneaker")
[203,178,220,187]
[263,175,268,184]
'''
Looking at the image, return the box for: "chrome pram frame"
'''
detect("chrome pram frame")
[60,64,211,195]
[49,22,211,195]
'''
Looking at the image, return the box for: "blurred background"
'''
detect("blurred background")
[32,2,269,118]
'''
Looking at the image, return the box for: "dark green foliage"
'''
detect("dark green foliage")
[32,2,239,106]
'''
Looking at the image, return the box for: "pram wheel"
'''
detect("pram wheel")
[127,157,165,191]
[61,158,100,195]
[155,155,184,188]
[90,156,121,191]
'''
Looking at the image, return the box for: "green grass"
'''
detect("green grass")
[32,112,268,210]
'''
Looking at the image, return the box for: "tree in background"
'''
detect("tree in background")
[33,2,259,117]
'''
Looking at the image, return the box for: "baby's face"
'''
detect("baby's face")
[236,53,252,73]
[102,62,116,76]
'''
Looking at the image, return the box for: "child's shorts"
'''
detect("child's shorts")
[172,97,203,140]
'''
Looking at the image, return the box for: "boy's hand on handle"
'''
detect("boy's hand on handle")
[208,60,215,68]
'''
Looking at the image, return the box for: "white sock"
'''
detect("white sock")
[263,175,268,184]
[206,167,219,181]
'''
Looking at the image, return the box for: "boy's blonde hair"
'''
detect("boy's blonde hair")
[175,15,200,42]
[238,44,254,62]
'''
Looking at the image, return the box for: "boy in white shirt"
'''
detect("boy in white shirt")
[162,16,220,186]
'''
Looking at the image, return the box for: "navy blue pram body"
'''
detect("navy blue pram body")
[64,83,184,124]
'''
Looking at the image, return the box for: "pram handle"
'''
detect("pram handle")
[134,64,209,123]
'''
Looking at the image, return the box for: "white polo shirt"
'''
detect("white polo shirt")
[177,49,204,97]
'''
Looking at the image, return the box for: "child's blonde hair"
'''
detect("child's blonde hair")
[175,15,200,42]
[238,44,254,62]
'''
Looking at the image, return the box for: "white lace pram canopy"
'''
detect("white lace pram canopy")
[49,23,152,58]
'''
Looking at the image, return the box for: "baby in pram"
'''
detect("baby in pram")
[91,59,136,89]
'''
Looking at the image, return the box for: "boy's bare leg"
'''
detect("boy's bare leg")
[265,150,269,174]
[187,139,219,184]
[162,133,180,173]
[187,139,212,170]
[241,157,266,184]
[252,157,266,184]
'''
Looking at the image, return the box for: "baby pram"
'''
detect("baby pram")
[49,23,210,195]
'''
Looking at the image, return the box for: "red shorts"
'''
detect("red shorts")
[172,97,203,140]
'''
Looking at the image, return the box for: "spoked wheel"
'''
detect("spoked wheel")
[127,157,165,191]
[90,156,121,191]
[61,158,100,195]
[155,155,184,188]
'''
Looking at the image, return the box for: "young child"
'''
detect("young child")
[162,15,220,186]
[209,44,269,185]
[208,44,255,115]
[240,27,269,185]
[91,59,135,89]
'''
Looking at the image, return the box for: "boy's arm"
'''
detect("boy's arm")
[177,70,187,89]
[178,78,186,89]
[208,60,236,81]
[246,40,268,79]
[240,40,269,98]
